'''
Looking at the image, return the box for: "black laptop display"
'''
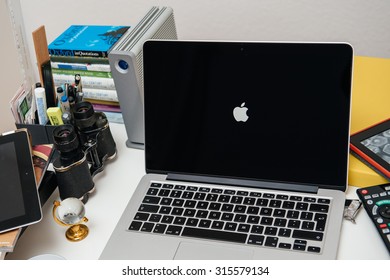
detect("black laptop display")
[143,41,352,189]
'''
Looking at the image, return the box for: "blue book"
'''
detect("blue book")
[48,25,130,58]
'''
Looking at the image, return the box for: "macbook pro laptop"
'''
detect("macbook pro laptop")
[100,41,353,259]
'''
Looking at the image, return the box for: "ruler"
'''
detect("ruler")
[6,0,34,88]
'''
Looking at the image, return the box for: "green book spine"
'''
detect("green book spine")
[50,55,110,64]
[51,68,113,79]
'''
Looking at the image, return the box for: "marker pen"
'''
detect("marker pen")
[62,111,72,125]
[64,83,69,96]
[76,91,84,103]
[74,74,82,92]
[60,95,71,113]
[67,85,75,99]
[56,86,65,101]
[47,107,64,125]
[68,95,76,109]
[34,87,48,125]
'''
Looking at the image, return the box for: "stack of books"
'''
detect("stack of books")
[0,228,22,258]
[48,25,130,123]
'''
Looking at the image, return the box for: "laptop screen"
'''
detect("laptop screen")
[143,41,353,190]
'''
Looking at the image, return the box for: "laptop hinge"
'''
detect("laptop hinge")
[167,173,319,194]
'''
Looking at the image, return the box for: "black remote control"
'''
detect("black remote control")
[357,183,390,253]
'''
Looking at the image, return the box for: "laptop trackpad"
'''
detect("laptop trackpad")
[174,242,254,260]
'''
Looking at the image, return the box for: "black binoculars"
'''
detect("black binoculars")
[52,101,116,202]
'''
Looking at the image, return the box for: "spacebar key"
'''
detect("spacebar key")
[182,227,247,243]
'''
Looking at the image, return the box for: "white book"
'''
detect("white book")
[53,74,116,90]
[81,88,118,102]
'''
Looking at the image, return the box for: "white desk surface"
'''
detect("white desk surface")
[5,123,390,260]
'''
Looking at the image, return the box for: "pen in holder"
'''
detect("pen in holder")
[52,197,89,242]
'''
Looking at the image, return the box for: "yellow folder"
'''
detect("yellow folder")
[348,56,390,187]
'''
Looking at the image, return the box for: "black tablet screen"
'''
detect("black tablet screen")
[0,129,42,233]
[0,142,25,221]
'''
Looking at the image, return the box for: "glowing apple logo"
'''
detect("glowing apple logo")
[233,102,249,122]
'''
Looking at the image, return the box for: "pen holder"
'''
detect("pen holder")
[15,123,56,145]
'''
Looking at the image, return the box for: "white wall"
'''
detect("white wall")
[1,0,390,132]
[0,0,24,132]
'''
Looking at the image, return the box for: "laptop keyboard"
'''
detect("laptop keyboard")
[128,182,331,254]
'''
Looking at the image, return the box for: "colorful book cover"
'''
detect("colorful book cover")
[48,25,130,58]
[92,103,121,113]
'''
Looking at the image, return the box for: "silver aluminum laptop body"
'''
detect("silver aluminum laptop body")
[100,40,353,260]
